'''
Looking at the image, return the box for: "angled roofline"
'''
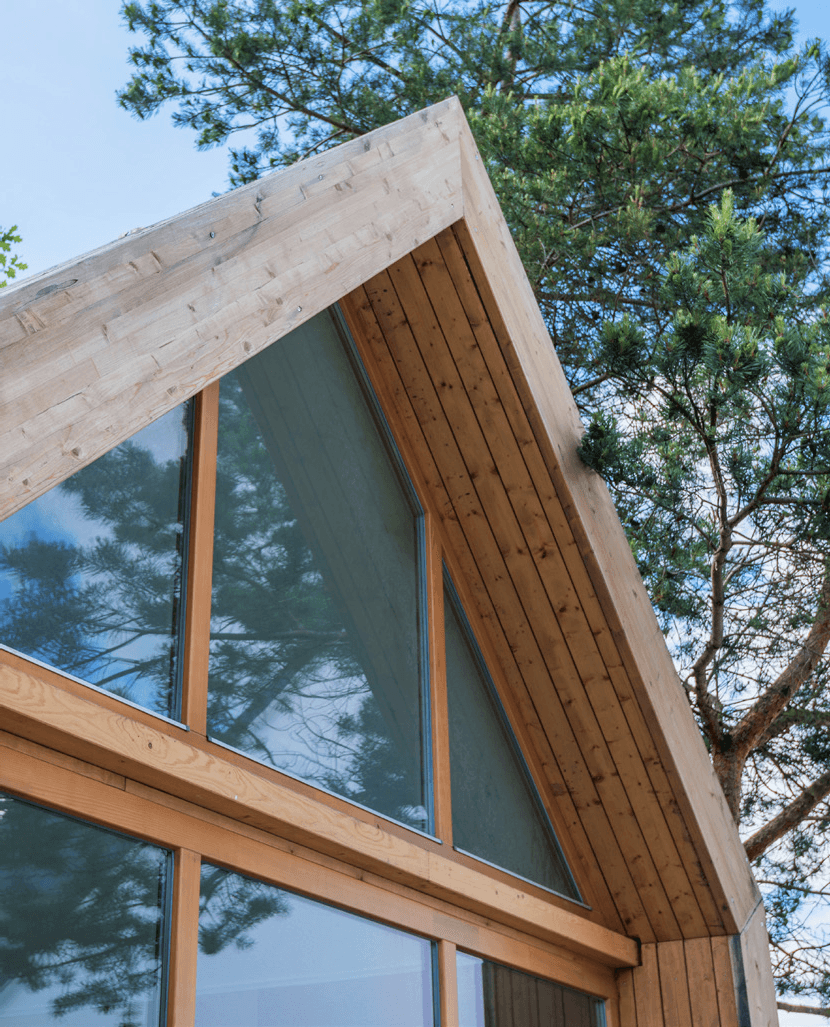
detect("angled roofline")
[0,97,762,942]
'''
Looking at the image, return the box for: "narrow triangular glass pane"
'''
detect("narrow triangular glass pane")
[444,580,580,900]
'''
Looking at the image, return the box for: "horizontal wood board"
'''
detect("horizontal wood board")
[0,657,636,969]
[0,728,621,1002]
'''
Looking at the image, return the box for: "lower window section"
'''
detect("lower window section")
[196,863,436,1026]
[0,793,169,1027]
[456,952,605,1027]
[0,792,605,1027]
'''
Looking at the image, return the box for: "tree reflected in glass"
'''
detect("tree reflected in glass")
[0,795,168,1027]
[0,405,191,718]
[207,312,428,831]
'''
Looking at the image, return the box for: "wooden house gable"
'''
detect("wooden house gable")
[0,98,778,1025]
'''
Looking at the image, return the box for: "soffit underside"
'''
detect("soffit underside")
[341,225,734,944]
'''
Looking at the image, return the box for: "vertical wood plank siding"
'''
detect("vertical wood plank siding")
[617,938,742,1026]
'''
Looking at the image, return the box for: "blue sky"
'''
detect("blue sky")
[1,0,827,282]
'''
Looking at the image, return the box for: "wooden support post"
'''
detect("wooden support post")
[167,848,201,1027]
[181,383,219,734]
[438,939,459,1027]
[426,514,453,845]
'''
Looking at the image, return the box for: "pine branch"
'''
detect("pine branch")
[778,1000,830,1017]
[745,766,830,860]
[733,566,830,755]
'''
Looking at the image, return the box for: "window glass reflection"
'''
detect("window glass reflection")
[196,863,435,1026]
[456,952,605,1027]
[207,310,429,831]
[0,404,192,718]
[445,582,579,898]
[0,794,169,1027]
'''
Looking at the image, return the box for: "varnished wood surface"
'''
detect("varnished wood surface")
[0,729,620,1003]
[180,382,218,734]
[167,848,201,1027]
[0,657,637,970]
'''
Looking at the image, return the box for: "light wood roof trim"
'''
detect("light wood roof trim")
[0,99,464,520]
[454,121,761,932]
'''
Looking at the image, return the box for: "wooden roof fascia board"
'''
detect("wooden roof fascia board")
[433,224,729,937]
[453,113,761,933]
[0,98,466,521]
[415,229,726,939]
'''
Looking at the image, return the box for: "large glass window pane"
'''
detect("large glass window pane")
[0,794,169,1027]
[456,952,605,1027]
[445,580,579,898]
[196,863,435,1026]
[207,309,429,832]
[0,404,192,719]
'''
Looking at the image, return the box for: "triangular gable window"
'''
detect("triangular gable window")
[444,577,580,901]
[0,306,578,899]
[206,311,430,832]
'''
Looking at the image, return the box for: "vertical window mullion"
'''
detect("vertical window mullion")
[427,522,453,845]
[438,938,459,1027]
[181,383,220,735]
[167,848,202,1027]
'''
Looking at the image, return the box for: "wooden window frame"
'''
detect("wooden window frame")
[0,308,637,1027]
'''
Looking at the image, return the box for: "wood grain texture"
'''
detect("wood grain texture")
[684,936,722,1027]
[454,119,760,934]
[0,734,619,1001]
[0,656,637,969]
[425,513,453,845]
[657,940,694,1027]
[167,849,201,1027]
[438,940,459,1027]
[737,905,781,1027]
[433,225,725,936]
[711,935,742,1027]
[0,100,465,521]
[353,260,683,940]
[340,283,645,939]
[180,382,218,734]
[632,944,664,1027]
[0,96,777,1012]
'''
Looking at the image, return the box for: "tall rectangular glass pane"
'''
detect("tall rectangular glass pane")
[0,403,192,718]
[0,794,169,1026]
[196,863,435,1026]
[207,309,429,831]
[456,952,605,1027]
